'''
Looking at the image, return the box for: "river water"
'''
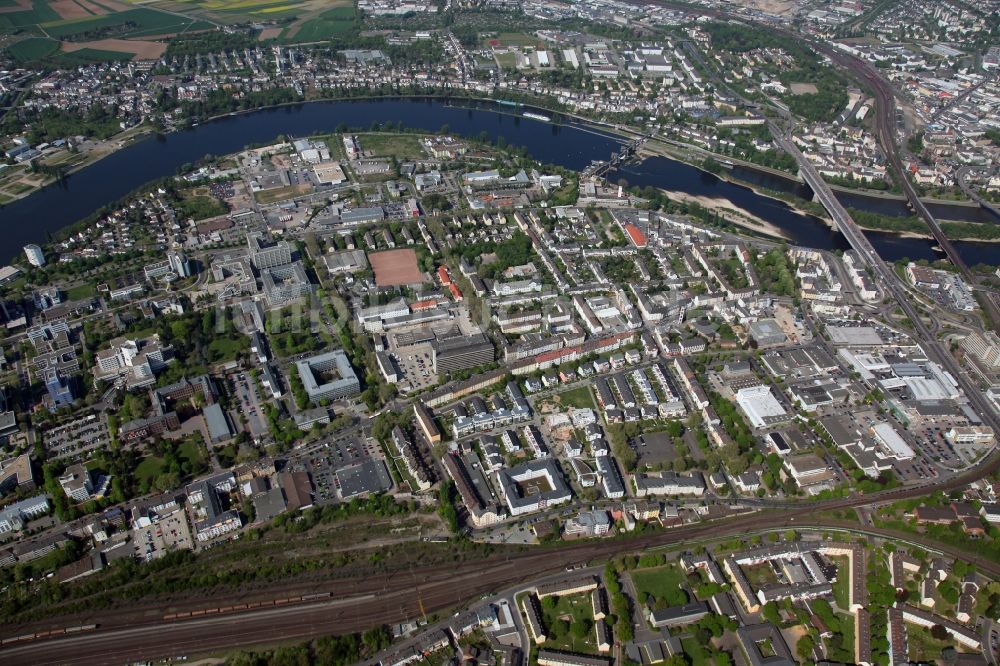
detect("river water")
[1,98,995,266]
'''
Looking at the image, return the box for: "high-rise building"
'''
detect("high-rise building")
[44,369,76,410]
[167,251,191,278]
[23,244,45,267]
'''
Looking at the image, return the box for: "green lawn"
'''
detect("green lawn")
[630,565,688,606]
[552,385,597,411]
[539,593,598,653]
[356,133,425,160]
[66,283,97,300]
[255,184,310,204]
[207,336,248,363]
[287,6,355,42]
[907,624,955,660]
[134,455,166,484]
[830,556,850,611]
[6,181,32,194]
[825,611,855,663]
[134,440,205,485]
[494,52,516,69]
[177,439,206,468]
[742,562,779,590]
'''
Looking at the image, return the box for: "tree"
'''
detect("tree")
[571,618,592,639]
[153,471,181,493]
[762,601,781,625]
[437,480,459,534]
[796,634,816,660]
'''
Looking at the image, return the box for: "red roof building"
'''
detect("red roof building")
[624,222,647,248]
[411,299,438,311]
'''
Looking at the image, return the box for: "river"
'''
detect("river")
[1,98,996,267]
[611,156,999,267]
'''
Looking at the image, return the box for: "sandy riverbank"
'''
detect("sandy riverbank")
[658,188,793,241]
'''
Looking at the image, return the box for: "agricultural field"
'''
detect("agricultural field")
[2,0,355,64]
[5,35,59,62]
[62,37,166,59]
[282,4,354,42]
[2,0,211,64]
[0,0,62,31]
[144,0,351,33]
[7,35,144,63]
[43,8,212,40]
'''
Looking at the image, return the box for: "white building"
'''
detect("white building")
[24,244,45,267]
[735,385,787,429]
[871,422,915,460]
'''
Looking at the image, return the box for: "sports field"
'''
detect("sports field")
[484,32,546,49]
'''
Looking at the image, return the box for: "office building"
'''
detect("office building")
[59,464,94,502]
[962,331,1000,369]
[294,350,361,403]
[247,232,292,269]
[0,495,49,533]
[0,453,36,495]
[432,332,494,375]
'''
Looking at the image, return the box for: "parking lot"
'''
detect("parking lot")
[295,435,382,504]
[43,415,110,460]
[389,341,437,393]
[230,372,268,438]
[915,424,963,468]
